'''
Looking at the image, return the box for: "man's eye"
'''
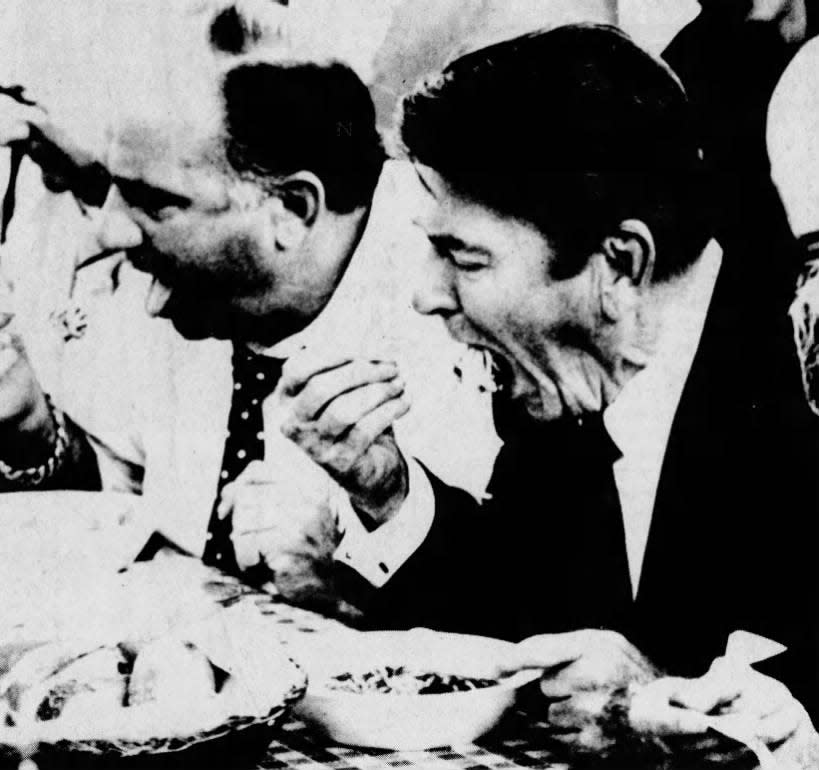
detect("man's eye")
[116,181,192,220]
[452,258,486,272]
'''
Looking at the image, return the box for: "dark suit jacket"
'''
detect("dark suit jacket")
[363,261,819,716]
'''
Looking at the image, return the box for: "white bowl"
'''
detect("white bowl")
[294,629,540,750]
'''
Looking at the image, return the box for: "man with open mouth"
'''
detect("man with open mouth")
[0,1,417,619]
[280,22,819,765]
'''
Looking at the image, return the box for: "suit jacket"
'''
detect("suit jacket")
[364,261,819,716]
[54,276,238,557]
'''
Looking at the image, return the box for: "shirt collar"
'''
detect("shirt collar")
[246,311,328,360]
[604,240,723,457]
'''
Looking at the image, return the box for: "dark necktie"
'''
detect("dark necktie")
[203,346,283,572]
[575,415,634,629]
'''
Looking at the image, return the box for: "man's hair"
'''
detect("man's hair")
[222,60,385,214]
[400,24,712,282]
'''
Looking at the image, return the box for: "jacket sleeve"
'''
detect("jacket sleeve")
[358,466,515,638]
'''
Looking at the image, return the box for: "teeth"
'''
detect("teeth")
[145,277,172,317]
[454,347,502,393]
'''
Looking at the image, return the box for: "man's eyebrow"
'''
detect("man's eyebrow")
[427,232,491,257]
[113,177,192,209]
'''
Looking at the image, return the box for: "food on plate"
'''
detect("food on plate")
[19,646,128,724]
[0,640,112,718]
[128,637,216,709]
[326,666,501,695]
[0,636,223,736]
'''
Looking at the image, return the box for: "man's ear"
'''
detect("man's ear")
[267,171,325,250]
[601,219,656,287]
[599,220,656,322]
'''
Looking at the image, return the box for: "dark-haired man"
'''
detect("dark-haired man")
[280,23,819,761]
[0,7,415,617]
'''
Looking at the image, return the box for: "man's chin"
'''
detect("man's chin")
[169,314,228,341]
[159,294,232,341]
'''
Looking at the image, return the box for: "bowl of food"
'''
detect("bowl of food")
[0,617,306,767]
[295,629,540,750]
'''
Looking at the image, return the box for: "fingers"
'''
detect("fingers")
[630,678,715,736]
[502,630,617,674]
[320,378,405,438]
[282,387,409,473]
[233,528,263,572]
[0,330,26,377]
[287,360,400,421]
[0,99,45,146]
[630,670,807,755]
[335,391,410,451]
[279,352,358,396]
[670,671,742,714]
[0,345,20,380]
[744,701,804,746]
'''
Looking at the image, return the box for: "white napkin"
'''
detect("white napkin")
[705,631,792,770]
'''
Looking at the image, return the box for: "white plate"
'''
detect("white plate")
[295,629,541,750]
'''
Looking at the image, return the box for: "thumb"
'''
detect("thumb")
[669,660,742,714]
[630,678,715,737]
[498,632,587,675]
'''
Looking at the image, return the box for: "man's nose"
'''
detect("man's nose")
[93,188,143,252]
[412,251,459,317]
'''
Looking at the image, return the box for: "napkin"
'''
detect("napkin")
[704,631,793,770]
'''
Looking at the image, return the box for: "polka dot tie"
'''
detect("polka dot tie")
[203,346,283,573]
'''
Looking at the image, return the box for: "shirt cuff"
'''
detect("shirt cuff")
[333,459,435,587]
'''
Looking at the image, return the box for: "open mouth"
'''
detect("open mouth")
[453,345,515,394]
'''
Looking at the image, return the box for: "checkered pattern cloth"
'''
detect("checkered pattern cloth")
[194,565,568,770]
[259,718,569,770]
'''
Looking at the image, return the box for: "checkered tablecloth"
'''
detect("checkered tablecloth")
[199,572,569,770]
[259,717,569,770]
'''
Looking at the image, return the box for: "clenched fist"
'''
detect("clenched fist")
[217,459,363,622]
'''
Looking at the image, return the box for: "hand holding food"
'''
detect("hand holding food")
[271,350,410,525]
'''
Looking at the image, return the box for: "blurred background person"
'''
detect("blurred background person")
[663,0,819,313]
[768,34,819,414]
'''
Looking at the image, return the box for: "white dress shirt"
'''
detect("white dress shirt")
[604,240,722,595]
[367,241,723,596]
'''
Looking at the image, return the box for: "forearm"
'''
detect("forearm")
[0,401,101,491]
